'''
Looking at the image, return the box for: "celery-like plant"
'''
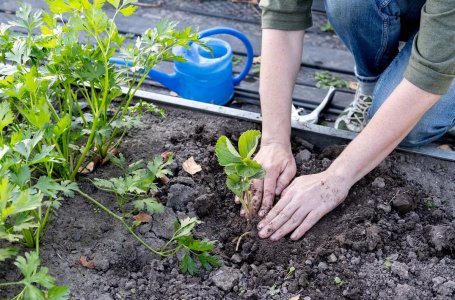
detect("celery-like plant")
[0,1,199,180]
[79,154,221,274]
[215,130,264,221]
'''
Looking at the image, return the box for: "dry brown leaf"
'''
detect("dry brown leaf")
[159,175,170,185]
[182,156,202,175]
[348,81,359,90]
[133,212,152,223]
[78,156,101,175]
[253,56,261,64]
[79,256,95,269]
[289,295,300,300]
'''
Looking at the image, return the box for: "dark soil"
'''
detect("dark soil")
[1,105,455,300]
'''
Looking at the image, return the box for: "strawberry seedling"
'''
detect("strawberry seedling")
[215,130,264,221]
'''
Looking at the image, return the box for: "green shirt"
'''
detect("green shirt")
[259,0,455,95]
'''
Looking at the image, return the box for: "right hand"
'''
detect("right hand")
[239,141,297,218]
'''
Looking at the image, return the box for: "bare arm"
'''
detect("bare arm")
[260,29,304,145]
[329,79,440,185]
[258,79,440,240]
[251,29,305,217]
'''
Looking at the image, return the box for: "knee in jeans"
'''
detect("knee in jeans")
[400,123,448,147]
[324,0,369,29]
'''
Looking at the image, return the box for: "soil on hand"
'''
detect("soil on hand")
[1,105,454,300]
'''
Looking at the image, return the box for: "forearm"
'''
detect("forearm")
[260,29,305,146]
[329,79,440,185]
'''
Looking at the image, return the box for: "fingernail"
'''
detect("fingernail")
[257,222,264,229]
[275,187,282,195]
[258,210,265,217]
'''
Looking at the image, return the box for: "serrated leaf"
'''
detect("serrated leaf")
[173,217,202,239]
[226,173,248,198]
[9,165,31,187]
[238,130,261,159]
[188,238,215,252]
[215,136,242,166]
[53,114,71,137]
[197,252,222,271]
[107,0,120,9]
[119,5,137,17]
[0,101,14,132]
[24,285,46,300]
[133,198,164,214]
[235,158,264,179]
[181,252,198,275]
[47,286,70,300]
[0,247,18,262]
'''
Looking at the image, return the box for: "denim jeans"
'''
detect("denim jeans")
[324,0,455,146]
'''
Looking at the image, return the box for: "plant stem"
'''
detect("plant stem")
[78,190,164,257]
[69,112,100,180]
[0,281,21,287]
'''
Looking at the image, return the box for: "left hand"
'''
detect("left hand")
[257,170,351,241]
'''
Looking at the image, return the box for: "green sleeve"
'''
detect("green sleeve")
[404,0,455,95]
[259,0,313,31]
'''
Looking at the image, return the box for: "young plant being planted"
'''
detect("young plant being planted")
[215,130,264,221]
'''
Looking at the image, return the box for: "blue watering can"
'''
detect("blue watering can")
[110,27,254,105]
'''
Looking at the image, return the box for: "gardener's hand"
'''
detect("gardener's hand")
[240,141,296,218]
[257,170,350,240]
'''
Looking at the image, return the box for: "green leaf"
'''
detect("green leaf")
[0,247,18,262]
[235,158,264,179]
[53,114,71,137]
[226,173,248,197]
[188,238,216,252]
[46,0,72,14]
[181,252,198,275]
[173,217,202,239]
[10,165,31,187]
[24,285,46,300]
[133,198,164,214]
[47,286,70,300]
[119,5,137,17]
[0,101,14,132]
[215,136,242,167]
[238,130,261,159]
[107,0,120,9]
[197,252,222,271]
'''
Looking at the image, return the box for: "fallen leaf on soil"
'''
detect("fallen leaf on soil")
[348,81,359,90]
[253,56,261,64]
[78,156,101,175]
[289,295,300,300]
[79,256,95,269]
[182,156,202,175]
[159,175,170,185]
[437,144,452,151]
[133,212,152,223]
[101,148,120,165]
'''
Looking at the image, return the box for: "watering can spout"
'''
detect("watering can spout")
[109,57,178,92]
[147,69,178,92]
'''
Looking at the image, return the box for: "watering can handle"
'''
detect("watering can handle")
[199,27,254,86]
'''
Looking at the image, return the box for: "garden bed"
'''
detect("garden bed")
[3,104,454,299]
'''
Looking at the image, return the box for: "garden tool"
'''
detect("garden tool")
[110,27,254,105]
[292,86,336,124]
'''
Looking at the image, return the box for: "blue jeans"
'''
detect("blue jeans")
[324,0,455,146]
